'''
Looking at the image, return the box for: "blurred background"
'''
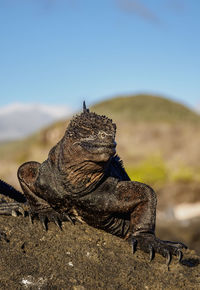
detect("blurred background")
[0,0,200,253]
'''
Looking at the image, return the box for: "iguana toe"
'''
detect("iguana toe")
[149,245,154,262]
[28,208,75,231]
[132,238,137,254]
[165,249,171,266]
[131,233,187,266]
[177,249,183,262]
[0,202,25,217]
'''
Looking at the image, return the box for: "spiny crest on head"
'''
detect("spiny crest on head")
[83,101,90,113]
[66,102,116,138]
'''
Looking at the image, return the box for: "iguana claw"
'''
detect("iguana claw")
[63,213,75,225]
[39,215,48,231]
[149,245,154,262]
[165,250,171,266]
[11,209,18,217]
[177,249,183,262]
[29,214,33,224]
[52,215,62,230]
[132,238,137,254]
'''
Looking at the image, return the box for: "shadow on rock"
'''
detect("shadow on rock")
[181,257,200,268]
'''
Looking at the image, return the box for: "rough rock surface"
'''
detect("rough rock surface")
[0,216,199,289]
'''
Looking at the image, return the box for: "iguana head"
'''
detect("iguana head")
[66,102,116,163]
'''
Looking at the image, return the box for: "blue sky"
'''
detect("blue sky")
[0,0,200,110]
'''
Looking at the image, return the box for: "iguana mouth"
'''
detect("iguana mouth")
[81,141,116,154]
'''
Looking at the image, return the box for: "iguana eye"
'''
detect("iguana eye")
[98,131,106,139]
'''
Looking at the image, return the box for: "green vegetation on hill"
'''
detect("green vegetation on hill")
[92,94,200,123]
[126,155,200,188]
[127,155,168,186]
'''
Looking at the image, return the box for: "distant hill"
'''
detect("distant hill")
[91,95,200,123]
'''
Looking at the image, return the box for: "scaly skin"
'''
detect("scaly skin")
[0,102,187,264]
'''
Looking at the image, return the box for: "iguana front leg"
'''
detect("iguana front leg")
[17,161,74,229]
[122,181,187,264]
[117,181,187,264]
[116,181,187,264]
[80,177,187,264]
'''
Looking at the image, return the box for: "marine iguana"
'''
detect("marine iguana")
[0,102,186,265]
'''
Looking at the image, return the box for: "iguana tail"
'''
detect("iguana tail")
[0,179,26,203]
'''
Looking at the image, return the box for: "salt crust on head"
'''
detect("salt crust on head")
[66,110,116,139]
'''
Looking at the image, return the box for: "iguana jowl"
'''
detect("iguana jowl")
[0,102,186,265]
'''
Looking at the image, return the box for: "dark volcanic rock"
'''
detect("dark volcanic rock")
[0,216,199,289]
